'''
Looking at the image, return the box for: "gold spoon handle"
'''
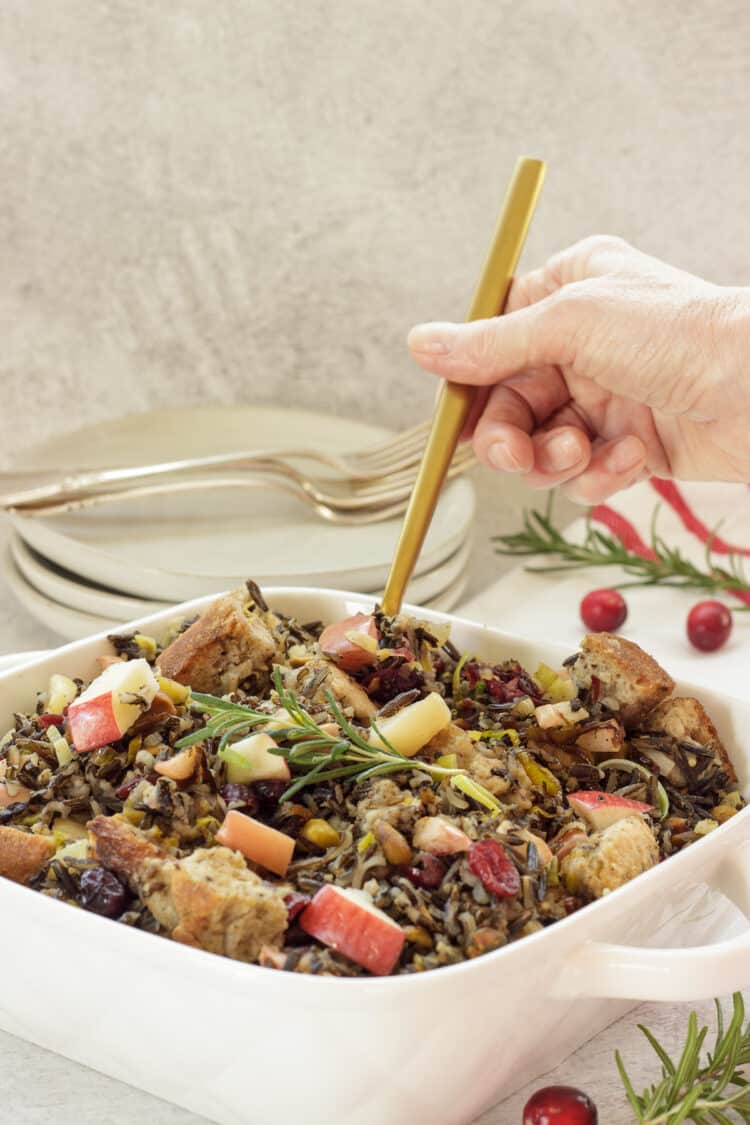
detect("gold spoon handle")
[381,155,546,615]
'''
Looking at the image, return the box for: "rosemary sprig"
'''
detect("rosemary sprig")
[494,504,750,608]
[178,667,481,804]
[616,993,750,1123]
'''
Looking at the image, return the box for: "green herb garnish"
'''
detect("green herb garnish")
[494,502,750,609]
[616,992,750,1123]
[178,667,497,805]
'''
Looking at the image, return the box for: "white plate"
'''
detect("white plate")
[1,547,470,641]
[9,533,166,619]
[9,528,473,624]
[1,550,121,640]
[11,407,476,600]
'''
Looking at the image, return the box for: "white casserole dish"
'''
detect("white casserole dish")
[2,586,750,1125]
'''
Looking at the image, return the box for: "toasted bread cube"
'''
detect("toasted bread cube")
[0,827,55,885]
[158,589,277,694]
[643,696,736,784]
[88,816,288,962]
[570,633,673,727]
[560,815,658,899]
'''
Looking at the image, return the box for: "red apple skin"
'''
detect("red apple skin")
[319,614,379,673]
[299,885,405,976]
[568,791,651,813]
[67,696,123,753]
[567,790,652,830]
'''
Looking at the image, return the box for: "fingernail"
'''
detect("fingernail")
[537,432,582,473]
[488,440,524,472]
[605,438,644,475]
[408,323,458,355]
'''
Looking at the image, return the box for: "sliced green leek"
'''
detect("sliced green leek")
[598,757,669,819]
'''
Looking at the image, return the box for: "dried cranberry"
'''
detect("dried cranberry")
[38,713,65,729]
[468,840,520,898]
[252,779,288,811]
[482,663,543,705]
[220,782,259,815]
[115,777,140,800]
[79,867,127,918]
[363,655,425,704]
[284,892,311,921]
[462,660,482,689]
[404,853,446,890]
[523,1085,598,1124]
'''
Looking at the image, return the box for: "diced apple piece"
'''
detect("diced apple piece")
[215,809,295,876]
[369,692,451,758]
[299,884,405,976]
[512,828,554,868]
[319,613,380,673]
[575,719,625,757]
[56,838,90,864]
[154,744,201,781]
[535,701,589,729]
[567,790,652,831]
[67,658,159,753]
[223,732,290,785]
[53,817,89,842]
[46,673,79,715]
[412,816,471,855]
[637,746,685,785]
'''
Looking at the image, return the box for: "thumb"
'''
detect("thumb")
[407,297,568,385]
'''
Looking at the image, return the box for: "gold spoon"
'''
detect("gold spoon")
[381,155,546,615]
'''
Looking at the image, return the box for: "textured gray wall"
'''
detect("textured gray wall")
[2,0,749,464]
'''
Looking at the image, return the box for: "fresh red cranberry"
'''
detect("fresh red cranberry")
[284,892,311,921]
[404,853,446,890]
[523,1085,598,1124]
[580,588,627,633]
[38,713,65,730]
[79,867,127,918]
[468,840,520,898]
[687,599,732,652]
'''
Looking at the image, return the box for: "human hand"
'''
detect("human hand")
[408,236,750,503]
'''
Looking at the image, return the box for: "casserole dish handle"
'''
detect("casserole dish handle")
[558,841,750,1001]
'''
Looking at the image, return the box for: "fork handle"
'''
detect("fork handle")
[0,470,102,509]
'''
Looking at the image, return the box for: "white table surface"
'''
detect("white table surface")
[1,499,747,1125]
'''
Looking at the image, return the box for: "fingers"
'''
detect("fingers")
[471,371,569,469]
[524,427,592,487]
[559,435,648,505]
[472,383,536,472]
[472,379,592,486]
[407,295,575,386]
[459,386,489,442]
[469,372,648,496]
[408,234,643,386]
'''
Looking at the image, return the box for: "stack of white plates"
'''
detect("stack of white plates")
[3,407,476,640]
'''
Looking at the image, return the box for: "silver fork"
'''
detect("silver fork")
[0,421,438,511]
[8,445,476,525]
